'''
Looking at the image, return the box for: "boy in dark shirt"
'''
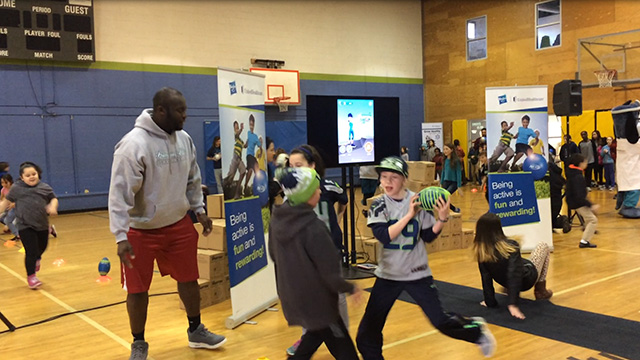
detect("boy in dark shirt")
[565,154,599,248]
[269,167,361,359]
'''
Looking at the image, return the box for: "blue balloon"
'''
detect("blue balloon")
[98,257,111,276]
[252,169,269,207]
[523,154,548,180]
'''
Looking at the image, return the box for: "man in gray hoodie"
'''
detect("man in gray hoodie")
[109,87,226,360]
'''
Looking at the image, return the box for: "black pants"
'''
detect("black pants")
[593,164,604,185]
[290,318,357,360]
[356,277,481,360]
[19,227,49,276]
[584,163,594,187]
[551,194,562,228]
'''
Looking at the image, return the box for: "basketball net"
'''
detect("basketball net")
[273,96,291,112]
[594,69,617,88]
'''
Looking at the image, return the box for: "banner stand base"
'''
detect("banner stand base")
[225,296,278,329]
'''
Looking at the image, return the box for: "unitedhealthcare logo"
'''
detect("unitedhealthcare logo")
[512,96,544,102]
[498,94,507,105]
[240,85,263,96]
[229,81,237,95]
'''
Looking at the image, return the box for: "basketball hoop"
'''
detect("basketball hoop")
[273,96,291,112]
[594,69,617,88]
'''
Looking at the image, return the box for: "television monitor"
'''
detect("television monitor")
[337,99,375,164]
[307,95,399,168]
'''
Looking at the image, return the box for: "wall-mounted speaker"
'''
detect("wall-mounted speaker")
[553,80,582,116]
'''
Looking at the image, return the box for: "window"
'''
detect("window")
[536,0,561,49]
[466,16,487,61]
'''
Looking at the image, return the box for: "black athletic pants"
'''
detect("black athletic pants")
[356,276,481,360]
[551,193,563,228]
[290,318,357,360]
[19,227,49,276]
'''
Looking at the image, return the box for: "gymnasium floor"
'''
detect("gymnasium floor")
[0,185,638,360]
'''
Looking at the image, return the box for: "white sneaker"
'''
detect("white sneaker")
[471,317,496,357]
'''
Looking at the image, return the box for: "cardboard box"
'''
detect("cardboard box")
[438,218,452,236]
[426,238,440,254]
[179,279,213,310]
[195,219,227,252]
[355,236,373,253]
[206,194,224,219]
[211,279,230,304]
[197,249,227,281]
[438,233,454,251]
[408,161,436,182]
[461,228,475,249]
[449,232,462,250]
[450,213,463,234]
[363,239,379,264]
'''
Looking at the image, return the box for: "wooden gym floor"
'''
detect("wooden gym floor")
[0,185,638,360]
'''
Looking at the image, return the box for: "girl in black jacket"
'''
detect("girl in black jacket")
[473,212,552,320]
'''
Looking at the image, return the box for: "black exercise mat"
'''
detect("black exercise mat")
[368,280,640,360]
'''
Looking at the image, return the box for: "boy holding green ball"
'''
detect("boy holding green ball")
[357,156,497,359]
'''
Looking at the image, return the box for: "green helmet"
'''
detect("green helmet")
[375,156,409,178]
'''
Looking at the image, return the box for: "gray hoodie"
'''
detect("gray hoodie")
[109,109,204,243]
[268,202,355,330]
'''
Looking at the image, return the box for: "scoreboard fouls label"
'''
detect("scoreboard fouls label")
[0,0,94,62]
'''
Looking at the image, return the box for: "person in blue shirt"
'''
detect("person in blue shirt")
[441,143,463,213]
[244,114,261,196]
[347,113,355,146]
[511,115,536,171]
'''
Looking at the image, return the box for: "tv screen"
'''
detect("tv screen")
[337,99,375,164]
[307,95,399,168]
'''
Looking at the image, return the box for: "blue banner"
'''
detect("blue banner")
[225,197,268,287]
[488,172,540,227]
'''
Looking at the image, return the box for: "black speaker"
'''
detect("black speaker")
[553,79,582,116]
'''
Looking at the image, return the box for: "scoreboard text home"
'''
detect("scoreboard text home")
[0,0,94,62]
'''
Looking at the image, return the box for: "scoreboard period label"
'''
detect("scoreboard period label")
[0,0,95,62]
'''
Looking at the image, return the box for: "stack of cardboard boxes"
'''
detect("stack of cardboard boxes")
[406,161,439,193]
[181,194,230,310]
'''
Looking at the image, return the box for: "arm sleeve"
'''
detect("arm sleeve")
[186,139,205,214]
[305,224,355,295]
[108,152,145,243]
[456,162,462,188]
[371,223,392,245]
[506,250,524,306]
[479,262,498,307]
[420,227,438,243]
[325,180,348,205]
[367,197,390,244]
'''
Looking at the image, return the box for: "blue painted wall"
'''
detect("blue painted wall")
[0,64,423,211]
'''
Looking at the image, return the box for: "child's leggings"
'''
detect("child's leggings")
[19,227,49,276]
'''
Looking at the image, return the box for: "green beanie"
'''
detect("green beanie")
[276,167,320,206]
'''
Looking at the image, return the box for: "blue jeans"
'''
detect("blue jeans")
[603,163,615,188]
[0,208,18,236]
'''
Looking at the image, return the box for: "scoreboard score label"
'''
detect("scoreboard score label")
[0,0,94,62]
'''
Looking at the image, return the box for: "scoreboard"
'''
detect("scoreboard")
[0,0,94,62]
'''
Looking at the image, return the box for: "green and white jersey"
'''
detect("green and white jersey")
[367,190,436,281]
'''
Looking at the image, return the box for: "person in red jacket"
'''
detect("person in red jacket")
[432,148,444,181]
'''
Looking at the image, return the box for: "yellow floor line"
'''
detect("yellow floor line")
[0,261,134,353]
[554,265,640,296]
[382,329,439,350]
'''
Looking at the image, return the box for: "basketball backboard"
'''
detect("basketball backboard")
[249,68,301,105]
[578,29,640,88]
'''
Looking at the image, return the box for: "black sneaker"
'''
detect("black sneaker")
[579,241,597,248]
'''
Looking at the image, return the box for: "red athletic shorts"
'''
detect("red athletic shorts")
[121,215,199,294]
